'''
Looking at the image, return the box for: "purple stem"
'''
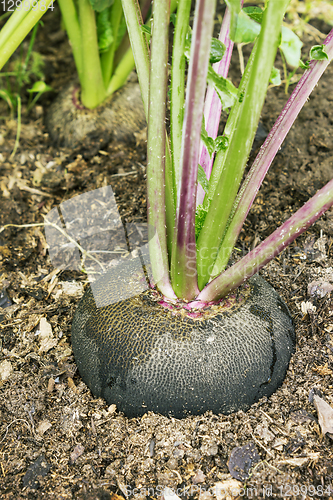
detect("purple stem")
[196,5,239,206]
[212,27,333,275]
[198,176,333,301]
[171,0,216,299]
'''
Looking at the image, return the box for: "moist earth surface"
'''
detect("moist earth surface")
[1,6,333,500]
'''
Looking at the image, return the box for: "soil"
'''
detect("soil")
[1,6,333,500]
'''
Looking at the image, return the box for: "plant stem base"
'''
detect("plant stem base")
[71,261,295,418]
[46,75,146,150]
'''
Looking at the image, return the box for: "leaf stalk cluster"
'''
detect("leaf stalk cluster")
[122,0,333,303]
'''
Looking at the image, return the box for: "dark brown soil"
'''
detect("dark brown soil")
[1,6,333,500]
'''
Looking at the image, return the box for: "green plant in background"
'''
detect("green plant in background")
[0,0,55,73]
[0,15,53,158]
[56,0,179,108]
[0,0,181,111]
[57,0,133,109]
[0,0,122,109]
[26,80,52,112]
[287,0,333,35]
[0,0,135,109]
[0,21,51,120]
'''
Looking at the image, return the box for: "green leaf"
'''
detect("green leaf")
[184,28,192,60]
[197,165,210,194]
[88,0,114,12]
[269,66,281,86]
[201,120,215,158]
[243,6,263,24]
[201,119,229,158]
[280,26,303,68]
[207,66,238,111]
[298,45,327,71]
[225,0,241,41]
[202,136,215,158]
[185,30,226,65]
[0,89,14,108]
[225,0,263,44]
[141,25,151,36]
[210,38,226,64]
[195,204,209,239]
[170,13,177,27]
[96,9,114,52]
[310,44,329,61]
[233,10,261,43]
[215,135,229,153]
[299,59,310,69]
[27,81,53,93]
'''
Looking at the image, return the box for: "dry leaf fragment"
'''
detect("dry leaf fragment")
[55,346,73,362]
[312,363,333,376]
[39,335,58,354]
[38,317,57,354]
[37,420,52,436]
[47,378,55,392]
[254,423,275,443]
[25,314,43,333]
[198,492,213,500]
[35,227,48,257]
[0,359,12,381]
[308,280,333,298]
[277,457,310,467]
[110,494,125,500]
[192,469,206,484]
[108,404,117,414]
[214,479,243,500]
[70,443,85,464]
[277,453,320,467]
[68,377,77,393]
[60,281,84,298]
[0,179,10,198]
[162,487,182,500]
[39,316,52,336]
[300,301,316,316]
[116,477,130,497]
[313,394,333,435]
